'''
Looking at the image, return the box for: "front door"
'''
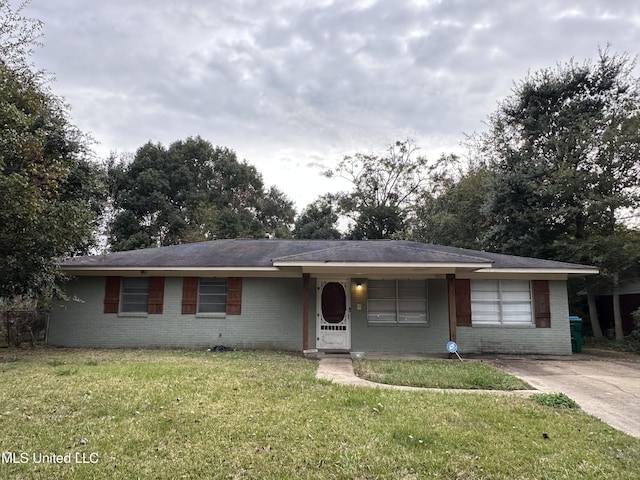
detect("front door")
[316,279,351,350]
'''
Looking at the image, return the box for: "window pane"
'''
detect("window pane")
[397,280,425,298]
[121,278,149,313]
[471,279,532,325]
[502,303,532,323]
[398,312,427,323]
[398,281,427,325]
[198,278,227,314]
[500,280,530,292]
[399,299,426,314]
[367,280,428,324]
[471,302,500,323]
[368,280,396,298]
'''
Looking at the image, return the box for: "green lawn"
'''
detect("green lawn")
[1,348,639,479]
[353,358,532,390]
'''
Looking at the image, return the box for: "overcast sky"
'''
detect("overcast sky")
[21,0,640,210]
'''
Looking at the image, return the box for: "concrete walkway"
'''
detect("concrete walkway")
[315,355,537,396]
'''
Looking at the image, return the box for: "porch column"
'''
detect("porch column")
[302,273,310,350]
[446,274,457,344]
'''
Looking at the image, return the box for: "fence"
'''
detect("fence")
[0,310,49,347]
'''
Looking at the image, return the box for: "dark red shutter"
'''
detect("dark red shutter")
[104,276,121,314]
[455,279,472,327]
[182,277,198,314]
[226,277,242,315]
[148,277,165,314]
[532,280,551,328]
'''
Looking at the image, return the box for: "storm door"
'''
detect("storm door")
[316,280,351,350]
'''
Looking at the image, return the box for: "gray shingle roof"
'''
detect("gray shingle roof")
[60,239,596,271]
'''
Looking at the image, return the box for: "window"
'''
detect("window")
[470,280,532,325]
[367,280,428,324]
[198,278,227,314]
[120,277,149,313]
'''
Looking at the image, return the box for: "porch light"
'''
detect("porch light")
[355,282,363,290]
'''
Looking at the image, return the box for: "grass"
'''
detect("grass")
[353,358,532,390]
[531,393,580,409]
[0,348,639,479]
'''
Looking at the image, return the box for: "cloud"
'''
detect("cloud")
[25,0,640,209]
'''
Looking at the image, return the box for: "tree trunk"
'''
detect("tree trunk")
[613,289,624,341]
[587,290,603,339]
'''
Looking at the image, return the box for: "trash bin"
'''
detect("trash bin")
[569,316,583,353]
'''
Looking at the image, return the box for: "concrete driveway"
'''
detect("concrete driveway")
[489,350,640,438]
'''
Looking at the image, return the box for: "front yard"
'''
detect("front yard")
[1,348,639,479]
[353,358,532,390]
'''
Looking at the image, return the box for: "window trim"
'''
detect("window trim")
[367,279,429,326]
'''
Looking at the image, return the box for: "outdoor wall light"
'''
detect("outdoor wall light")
[355,282,363,290]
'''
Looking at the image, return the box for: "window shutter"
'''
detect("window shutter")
[226,277,242,315]
[182,277,198,314]
[104,276,121,314]
[532,280,551,328]
[455,279,472,326]
[148,277,165,314]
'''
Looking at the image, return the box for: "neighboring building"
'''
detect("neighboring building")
[594,280,640,336]
[49,240,598,355]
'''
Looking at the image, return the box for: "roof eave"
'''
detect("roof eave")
[472,268,600,275]
[61,266,284,277]
[271,261,493,269]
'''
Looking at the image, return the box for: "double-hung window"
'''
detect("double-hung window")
[198,278,227,314]
[470,280,532,325]
[120,277,150,313]
[367,280,428,324]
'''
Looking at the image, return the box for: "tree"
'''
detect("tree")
[293,195,342,239]
[479,49,640,339]
[412,154,491,249]
[109,137,294,250]
[0,2,104,301]
[572,227,640,340]
[258,186,296,239]
[0,0,42,72]
[325,140,429,240]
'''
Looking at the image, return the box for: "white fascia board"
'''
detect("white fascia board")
[472,268,599,275]
[61,266,284,277]
[272,261,493,269]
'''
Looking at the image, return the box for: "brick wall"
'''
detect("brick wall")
[456,280,572,355]
[48,277,305,350]
[49,276,572,354]
[348,279,450,354]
